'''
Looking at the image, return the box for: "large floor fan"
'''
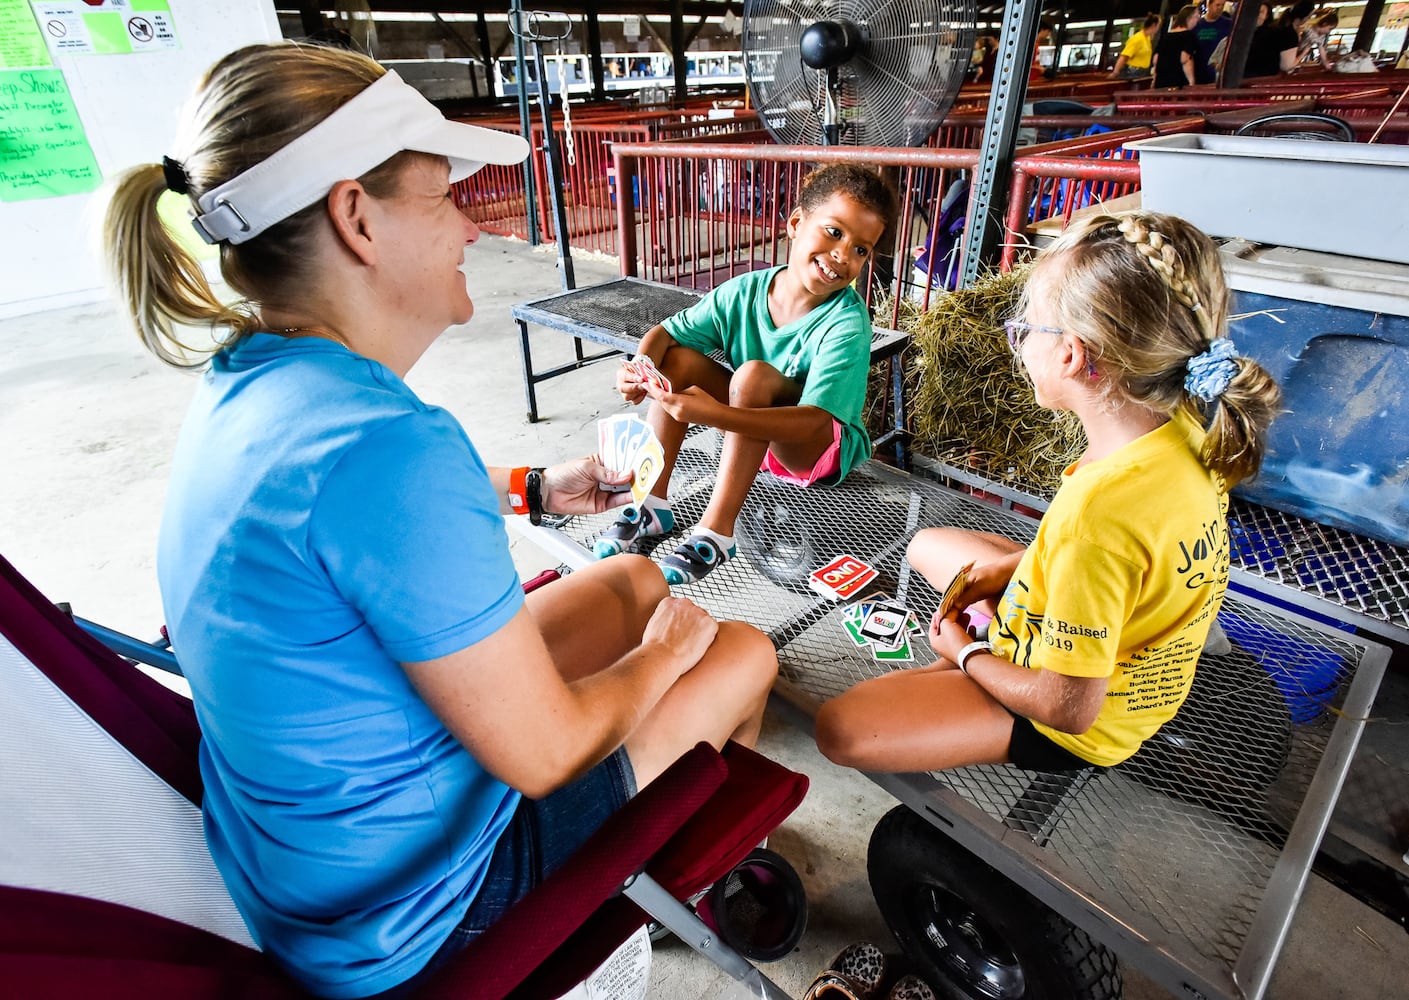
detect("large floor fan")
[743,0,976,147]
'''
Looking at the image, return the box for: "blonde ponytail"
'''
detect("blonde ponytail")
[1035,211,1283,487]
[102,164,253,368]
[1198,358,1282,487]
[100,42,398,370]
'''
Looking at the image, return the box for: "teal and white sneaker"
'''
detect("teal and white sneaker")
[593,502,675,559]
[660,530,736,586]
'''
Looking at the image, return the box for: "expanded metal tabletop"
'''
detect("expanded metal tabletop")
[523,432,1390,1000]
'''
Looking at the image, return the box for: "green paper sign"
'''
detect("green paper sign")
[0,0,51,69]
[0,68,101,201]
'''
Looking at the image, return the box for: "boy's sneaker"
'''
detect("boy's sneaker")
[592,503,674,559]
[661,531,736,586]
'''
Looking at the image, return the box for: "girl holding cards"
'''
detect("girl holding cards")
[816,212,1281,774]
[600,164,898,585]
[101,43,775,999]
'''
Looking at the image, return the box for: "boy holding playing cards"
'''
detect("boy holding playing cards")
[598,164,898,585]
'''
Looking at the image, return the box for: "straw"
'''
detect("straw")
[870,269,1086,496]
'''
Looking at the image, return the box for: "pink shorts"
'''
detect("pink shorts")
[759,418,844,487]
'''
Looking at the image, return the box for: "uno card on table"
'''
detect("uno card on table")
[935,560,975,620]
[859,599,909,646]
[837,596,915,662]
[809,554,879,601]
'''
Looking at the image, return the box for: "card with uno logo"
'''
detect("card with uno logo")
[809,554,878,601]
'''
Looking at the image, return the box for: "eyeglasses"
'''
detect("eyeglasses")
[1003,319,1065,353]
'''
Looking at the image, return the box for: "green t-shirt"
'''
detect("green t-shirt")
[660,266,873,481]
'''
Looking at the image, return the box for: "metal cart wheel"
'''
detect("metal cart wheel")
[869,805,1123,1000]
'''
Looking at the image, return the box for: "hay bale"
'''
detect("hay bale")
[871,270,1086,495]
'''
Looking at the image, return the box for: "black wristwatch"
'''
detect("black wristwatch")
[525,467,546,525]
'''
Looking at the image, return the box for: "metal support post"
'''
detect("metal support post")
[1353,0,1386,56]
[671,0,687,103]
[959,0,1043,288]
[297,3,322,36]
[509,0,540,246]
[525,19,577,291]
[1219,0,1262,88]
[476,12,496,100]
[585,0,607,101]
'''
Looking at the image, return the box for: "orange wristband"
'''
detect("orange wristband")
[507,466,531,516]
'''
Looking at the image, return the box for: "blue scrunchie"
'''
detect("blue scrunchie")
[1184,338,1239,402]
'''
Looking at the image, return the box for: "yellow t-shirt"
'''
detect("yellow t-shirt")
[989,409,1229,766]
[1120,31,1154,69]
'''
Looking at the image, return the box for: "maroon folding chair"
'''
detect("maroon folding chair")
[0,552,807,999]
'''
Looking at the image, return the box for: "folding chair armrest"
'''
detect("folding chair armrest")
[511,742,812,999]
[646,741,810,898]
[421,742,728,1000]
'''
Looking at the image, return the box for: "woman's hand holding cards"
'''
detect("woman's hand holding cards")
[542,458,634,514]
[641,596,719,675]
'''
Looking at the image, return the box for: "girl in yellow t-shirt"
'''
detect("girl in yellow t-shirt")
[816,212,1282,772]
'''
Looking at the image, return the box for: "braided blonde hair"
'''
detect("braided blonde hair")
[1024,211,1282,486]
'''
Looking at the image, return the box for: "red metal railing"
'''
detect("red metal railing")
[450,108,762,251]
[611,141,983,325]
[1000,117,1207,271]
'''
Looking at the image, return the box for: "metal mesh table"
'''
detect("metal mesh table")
[525,432,1390,1000]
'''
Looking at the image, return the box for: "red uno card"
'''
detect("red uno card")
[809,554,878,601]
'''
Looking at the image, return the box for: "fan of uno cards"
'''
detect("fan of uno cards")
[622,354,672,395]
[597,414,665,504]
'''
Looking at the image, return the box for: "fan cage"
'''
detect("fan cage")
[743,0,977,147]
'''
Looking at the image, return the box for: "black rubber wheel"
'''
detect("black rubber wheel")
[868,806,1122,1000]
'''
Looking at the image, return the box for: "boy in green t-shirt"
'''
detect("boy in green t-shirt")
[598,164,896,585]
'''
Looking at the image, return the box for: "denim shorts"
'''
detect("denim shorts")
[371,747,637,998]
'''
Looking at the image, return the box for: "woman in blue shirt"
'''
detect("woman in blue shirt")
[101,42,777,999]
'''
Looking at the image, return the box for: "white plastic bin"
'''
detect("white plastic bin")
[1125,133,1409,265]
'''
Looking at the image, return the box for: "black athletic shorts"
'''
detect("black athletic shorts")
[1007,714,1098,772]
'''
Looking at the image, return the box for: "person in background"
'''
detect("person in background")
[815,212,1282,777]
[1192,0,1234,83]
[1152,5,1202,87]
[1299,9,1340,69]
[1245,1,1302,77]
[977,35,1000,83]
[1031,25,1054,81]
[101,41,778,999]
[1112,14,1163,79]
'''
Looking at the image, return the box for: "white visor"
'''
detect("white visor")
[190,70,528,245]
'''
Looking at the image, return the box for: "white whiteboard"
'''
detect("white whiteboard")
[0,0,281,318]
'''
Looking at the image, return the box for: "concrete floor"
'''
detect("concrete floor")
[1,235,1405,999]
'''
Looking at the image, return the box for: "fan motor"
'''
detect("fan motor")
[799,19,863,70]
